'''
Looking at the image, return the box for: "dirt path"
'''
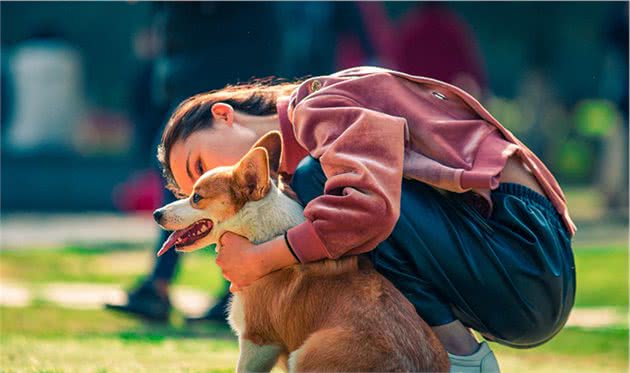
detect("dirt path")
[0,281,211,317]
[1,213,157,249]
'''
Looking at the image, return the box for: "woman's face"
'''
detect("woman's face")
[168,123,258,196]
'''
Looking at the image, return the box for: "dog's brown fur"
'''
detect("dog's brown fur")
[234,254,449,372]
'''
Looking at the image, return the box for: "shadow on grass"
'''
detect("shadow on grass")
[116,320,236,343]
[1,305,237,345]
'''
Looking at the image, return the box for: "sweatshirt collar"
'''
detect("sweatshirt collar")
[276,97,309,175]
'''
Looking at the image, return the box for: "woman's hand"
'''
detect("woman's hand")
[217,232,299,293]
[217,232,265,292]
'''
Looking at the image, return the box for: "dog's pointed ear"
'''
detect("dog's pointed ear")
[234,147,270,201]
[251,131,282,175]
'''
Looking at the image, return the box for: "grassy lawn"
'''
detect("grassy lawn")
[1,305,627,372]
[490,327,628,372]
[1,243,626,307]
[1,243,627,372]
[0,246,227,297]
[1,306,239,373]
[573,246,628,307]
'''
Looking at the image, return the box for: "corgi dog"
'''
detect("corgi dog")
[153,132,449,372]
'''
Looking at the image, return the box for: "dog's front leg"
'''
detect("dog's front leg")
[236,337,282,373]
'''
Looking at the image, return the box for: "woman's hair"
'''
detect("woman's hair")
[157,78,301,195]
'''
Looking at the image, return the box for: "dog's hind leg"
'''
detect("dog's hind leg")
[236,337,282,373]
[287,327,389,372]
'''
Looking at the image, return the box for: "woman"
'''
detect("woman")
[157,66,576,372]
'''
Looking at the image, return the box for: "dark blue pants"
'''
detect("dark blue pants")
[291,156,576,348]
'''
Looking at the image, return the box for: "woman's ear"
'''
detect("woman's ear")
[211,103,234,126]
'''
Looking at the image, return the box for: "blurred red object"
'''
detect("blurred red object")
[354,3,486,97]
[393,4,486,90]
[112,169,163,213]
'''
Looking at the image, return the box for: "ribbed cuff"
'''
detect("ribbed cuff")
[286,221,330,263]
[283,232,299,262]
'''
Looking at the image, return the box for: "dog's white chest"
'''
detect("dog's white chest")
[219,185,306,245]
[228,294,246,335]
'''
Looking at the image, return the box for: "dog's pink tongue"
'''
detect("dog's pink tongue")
[157,230,186,257]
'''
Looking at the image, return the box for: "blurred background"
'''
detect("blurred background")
[1,2,628,372]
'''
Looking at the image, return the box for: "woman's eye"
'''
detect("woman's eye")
[192,193,202,204]
[196,160,204,176]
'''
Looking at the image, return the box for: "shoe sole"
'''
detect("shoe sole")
[104,304,170,323]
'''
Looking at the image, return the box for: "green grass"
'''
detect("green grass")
[0,304,230,341]
[574,246,628,307]
[1,305,239,372]
[0,305,627,372]
[2,243,626,307]
[0,243,627,372]
[490,327,628,372]
[0,246,227,297]
[2,336,238,373]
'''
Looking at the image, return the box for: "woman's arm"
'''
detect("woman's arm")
[286,92,407,262]
[217,91,407,286]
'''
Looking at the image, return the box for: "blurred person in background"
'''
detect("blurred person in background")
[346,2,487,98]
[111,24,166,213]
[107,2,285,323]
[389,3,487,98]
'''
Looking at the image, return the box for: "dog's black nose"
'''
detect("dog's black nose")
[153,209,163,223]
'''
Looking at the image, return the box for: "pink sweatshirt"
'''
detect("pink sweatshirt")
[277,66,576,263]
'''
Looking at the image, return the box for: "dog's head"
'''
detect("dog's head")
[153,140,275,256]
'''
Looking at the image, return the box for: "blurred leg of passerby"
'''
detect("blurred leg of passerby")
[106,193,177,321]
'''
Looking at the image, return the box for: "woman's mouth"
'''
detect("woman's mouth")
[157,219,213,256]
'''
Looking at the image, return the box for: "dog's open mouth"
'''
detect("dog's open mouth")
[157,219,213,256]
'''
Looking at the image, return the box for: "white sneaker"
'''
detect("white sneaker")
[448,341,500,373]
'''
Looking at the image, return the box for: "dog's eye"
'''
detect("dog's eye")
[192,193,202,204]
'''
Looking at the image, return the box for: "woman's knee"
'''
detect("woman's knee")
[291,156,326,205]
